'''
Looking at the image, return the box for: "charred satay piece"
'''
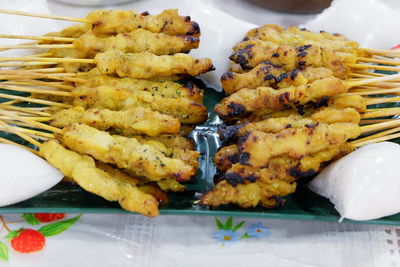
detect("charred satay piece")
[229,41,356,79]
[87,9,200,36]
[49,106,181,136]
[201,180,296,209]
[241,25,359,54]
[215,77,347,121]
[221,64,334,95]
[238,122,360,168]
[202,143,351,209]
[40,140,160,216]
[57,123,196,181]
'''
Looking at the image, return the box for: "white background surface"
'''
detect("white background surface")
[0,0,399,266]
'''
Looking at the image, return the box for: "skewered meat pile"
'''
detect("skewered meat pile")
[0,8,215,217]
[200,25,395,209]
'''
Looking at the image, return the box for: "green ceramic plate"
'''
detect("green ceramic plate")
[0,79,399,226]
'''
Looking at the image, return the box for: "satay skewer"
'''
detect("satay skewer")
[0,34,75,42]
[0,9,89,23]
[352,132,400,147]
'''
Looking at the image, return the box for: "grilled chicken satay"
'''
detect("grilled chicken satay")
[74,29,199,57]
[40,140,160,216]
[94,51,213,79]
[58,123,196,181]
[72,85,207,124]
[220,102,364,140]
[133,136,199,169]
[238,122,360,168]
[201,180,296,208]
[81,75,203,104]
[221,64,334,95]
[202,144,351,208]
[49,106,181,136]
[215,77,347,120]
[132,134,195,150]
[241,25,360,53]
[229,94,366,125]
[157,179,186,192]
[96,162,168,205]
[229,41,356,79]
[215,131,352,172]
[45,23,90,38]
[87,9,200,36]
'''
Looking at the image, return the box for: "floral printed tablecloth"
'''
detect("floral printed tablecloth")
[0,0,399,266]
[0,214,399,267]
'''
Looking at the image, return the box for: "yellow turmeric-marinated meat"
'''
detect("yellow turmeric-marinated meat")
[203,143,352,209]
[132,134,195,150]
[229,41,356,79]
[74,29,199,57]
[200,180,296,209]
[45,23,90,38]
[40,140,159,216]
[133,137,199,169]
[221,64,333,94]
[57,123,196,181]
[49,106,181,136]
[310,107,360,124]
[71,85,207,124]
[231,94,366,124]
[238,122,360,167]
[157,179,186,192]
[87,9,200,36]
[215,77,347,120]
[94,51,214,79]
[82,75,203,104]
[242,25,360,54]
[95,161,168,205]
[215,142,351,176]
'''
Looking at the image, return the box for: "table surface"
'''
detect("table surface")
[0,0,399,266]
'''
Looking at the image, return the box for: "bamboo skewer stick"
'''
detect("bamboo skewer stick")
[0,69,86,82]
[361,48,400,57]
[354,126,400,144]
[1,80,74,90]
[0,92,71,108]
[353,132,400,147]
[0,119,41,147]
[1,100,21,105]
[0,41,38,52]
[345,73,400,88]
[0,56,93,64]
[0,136,38,154]
[356,57,400,66]
[25,67,65,73]
[349,63,400,72]
[0,61,57,67]
[366,97,400,105]
[0,104,51,116]
[26,52,53,58]
[362,108,400,119]
[0,34,75,43]
[0,44,74,50]
[0,122,54,138]
[0,9,90,23]
[359,119,394,125]
[0,84,72,97]
[349,88,400,96]
[0,109,62,134]
[360,119,400,134]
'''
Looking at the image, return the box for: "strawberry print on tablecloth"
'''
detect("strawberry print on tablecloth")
[0,213,80,261]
